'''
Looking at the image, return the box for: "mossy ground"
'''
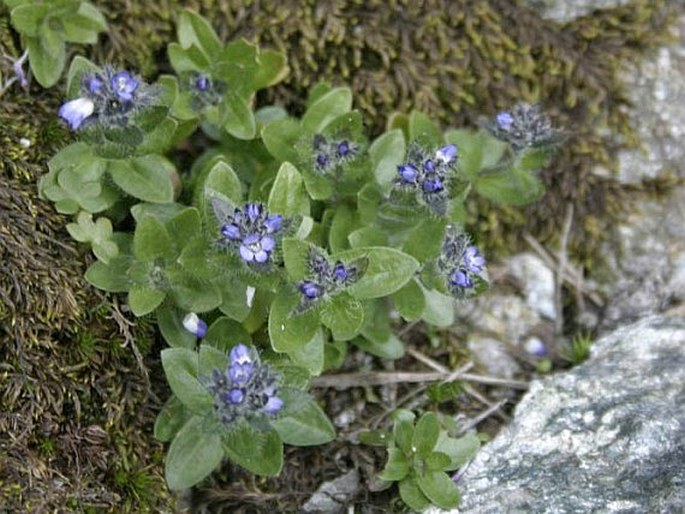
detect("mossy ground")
[0,0,681,511]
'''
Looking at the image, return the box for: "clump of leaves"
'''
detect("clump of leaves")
[361,410,480,511]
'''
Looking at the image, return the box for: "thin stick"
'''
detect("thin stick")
[554,203,574,336]
[312,371,529,390]
[458,398,509,435]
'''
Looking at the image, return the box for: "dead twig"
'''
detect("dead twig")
[312,371,529,390]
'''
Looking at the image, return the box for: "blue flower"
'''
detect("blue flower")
[435,144,458,164]
[298,281,323,300]
[214,200,287,268]
[484,103,563,151]
[87,76,102,94]
[398,164,419,183]
[309,134,360,175]
[394,142,458,216]
[195,74,211,92]
[182,312,208,338]
[438,228,487,299]
[58,98,95,130]
[111,71,139,101]
[239,233,276,263]
[496,111,514,130]
[205,344,284,426]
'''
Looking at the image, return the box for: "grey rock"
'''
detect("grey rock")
[301,469,360,513]
[441,315,685,514]
[467,335,521,380]
[459,294,542,344]
[524,0,631,24]
[506,253,556,320]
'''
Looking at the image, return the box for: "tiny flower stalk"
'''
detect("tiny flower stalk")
[204,344,284,426]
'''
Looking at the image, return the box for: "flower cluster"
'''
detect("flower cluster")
[184,72,226,111]
[58,66,158,131]
[437,228,487,299]
[295,248,365,312]
[483,103,563,151]
[204,344,283,426]
[311,133,360,175]
[395,143,458,215]
[213,200,286,267]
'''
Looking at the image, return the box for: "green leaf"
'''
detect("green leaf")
[475,166,544,206]
[370,129,406,190]
[161,348,214,414]
[268,292,319,355]
[167,42,208,73]
[347,227,387,248]
[417,471,461,509]
[328,205,356,253]
[177,9,222,60]
[216,276,253,322]
[154,395,190,442]
[65,56,100,98]
[10,4,47,37]
[271,399,335,446]
[286,329,325,376]
[301,167,333,200]
[399,476,432,512]
[134,216,173,262]
[391,279,425,322]
[75,2,107,32]
[408,111,443,147]
[223,93,256,140]
[157,306,197,349]
[165,415,223,490]
[434,432,480,471]
[167,268,223,313]
[61,12,103,44]
[378,447,410,481]
[425,451,452,471]
[301,87,353,133]
[199,159,243,208]
[445,129,482,181]
[204,317,252,353]
[354,300,405,359]
[252,48,288,90]
[319,293,364,341]
[27,34,65,88]
[421,286,455,328]
[128,285,166,316]
[402,217,446,262]
[281,238,317,282]
[342,247,420,300]
[165,208,201,253]
[108,155,175,204]
[198,343,229,378]
[85,257,131,292]
[393,416,415,454]
[267,162,310,216]
[222,422,283,476]
[412,412,440,456]
[261,118,301,163]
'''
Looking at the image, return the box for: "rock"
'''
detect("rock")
[441,315,685,514]
[525,0,631,24]
[467,336,521,380]
[505,253,556,320]
[301,469,360,513]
